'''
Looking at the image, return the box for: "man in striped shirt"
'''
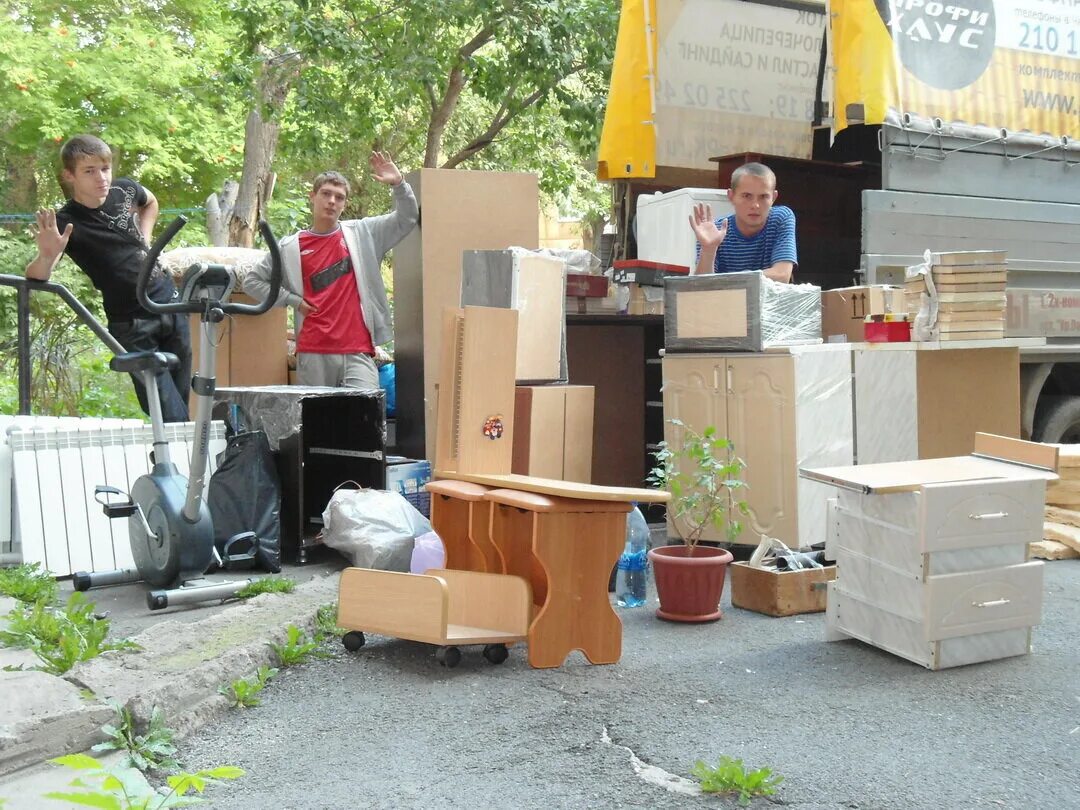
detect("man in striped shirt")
[689,162,797,283]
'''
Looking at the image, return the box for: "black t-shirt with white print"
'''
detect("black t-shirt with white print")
[56,178,176,322]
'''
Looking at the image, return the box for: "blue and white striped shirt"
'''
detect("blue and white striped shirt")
[698,206,798,274]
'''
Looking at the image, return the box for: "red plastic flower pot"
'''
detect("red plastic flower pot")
[647,544,735,623]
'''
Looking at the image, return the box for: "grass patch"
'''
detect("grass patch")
[0,593,139,675]
[219,665,278,708]
[0,563,59,605]
[93,702,180,773]
[235,576,296,599]
[269,624,326,667]
[315,602,346,637]
[692,755,784,805]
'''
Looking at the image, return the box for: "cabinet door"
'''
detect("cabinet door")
[726,356,798,546]
[661,355,727,541]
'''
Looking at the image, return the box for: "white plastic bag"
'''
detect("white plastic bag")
[320,488,432,571]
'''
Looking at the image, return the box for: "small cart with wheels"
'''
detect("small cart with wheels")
[337,567,531,668]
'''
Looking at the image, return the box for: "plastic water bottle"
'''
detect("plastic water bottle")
[616,505,649,607]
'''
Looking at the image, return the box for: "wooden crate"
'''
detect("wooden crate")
[729,561,835,617]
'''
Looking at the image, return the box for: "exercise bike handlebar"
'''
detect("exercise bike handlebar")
[137,216,283,316]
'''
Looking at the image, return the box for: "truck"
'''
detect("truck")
[597,0,1080,443]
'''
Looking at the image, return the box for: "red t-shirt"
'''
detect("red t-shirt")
[296,228,374,355]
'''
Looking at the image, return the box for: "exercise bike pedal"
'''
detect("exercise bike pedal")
[94,485,138,519]
[219,532,261,571]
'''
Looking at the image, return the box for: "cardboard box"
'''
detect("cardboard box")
[189,292,288,412]
[627,284,664,316]
[512,385,594,482]
[386,458,432,517]
[821,285,906,342]
[664,272,821,352]
[729,561,836,616]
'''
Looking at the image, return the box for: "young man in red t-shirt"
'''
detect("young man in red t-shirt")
[247,151,418,388]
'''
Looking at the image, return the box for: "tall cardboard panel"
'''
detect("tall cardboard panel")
[393,170,539,460]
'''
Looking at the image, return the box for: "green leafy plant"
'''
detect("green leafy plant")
[0,562,59,604]
[219,665,278,708]
[315,602,346,637]
[92,703,180,773]
[692,755,784,806]
[269,624,325,667]
[648,420,750,554]
[43,753,243,809]
[0,592,139,675]
[235,576,296,599]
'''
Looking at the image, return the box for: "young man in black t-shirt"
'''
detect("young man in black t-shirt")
[25,134,191,422]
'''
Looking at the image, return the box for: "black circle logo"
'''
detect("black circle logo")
[874,0,996,90]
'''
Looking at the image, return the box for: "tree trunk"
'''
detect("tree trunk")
[227,52,298,247]
[4,160,37,214]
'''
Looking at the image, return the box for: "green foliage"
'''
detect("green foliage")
[691,756,784,806]
[0,228,144,418]
[0,592,139,675]
[315,602,346,638]
[269,624,325,666]
[43,752,243,809]
[648,419,750,551]
[92,703,180,774]
[234,576,296,599]
[219,665,277,708]
[0,562,59,604]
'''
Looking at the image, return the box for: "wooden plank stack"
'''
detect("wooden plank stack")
[1037,444,1080,560]
[906,250,1007,341]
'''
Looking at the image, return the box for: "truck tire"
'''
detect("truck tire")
[1033,395,1080,444]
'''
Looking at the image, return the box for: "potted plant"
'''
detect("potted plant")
[646,419,749,622]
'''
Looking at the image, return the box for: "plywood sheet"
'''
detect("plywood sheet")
[916,349,1020,459]
[433,470,669,503]
[677,289,748,338]
[801,455,1057,494]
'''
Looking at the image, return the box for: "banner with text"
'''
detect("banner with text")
[832,0,1080,137]
[656,0,830,168]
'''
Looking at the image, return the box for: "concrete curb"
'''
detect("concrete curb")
[0,572,340,782]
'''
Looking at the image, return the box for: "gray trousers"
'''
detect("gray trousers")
[296,352,380,389]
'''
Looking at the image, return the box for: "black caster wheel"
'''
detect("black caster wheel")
[342,631,366,652]
[482,644,509,665]
[436,646,462,668]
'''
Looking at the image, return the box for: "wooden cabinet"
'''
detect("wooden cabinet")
[662,346,853,548]
[825,476,1048,669]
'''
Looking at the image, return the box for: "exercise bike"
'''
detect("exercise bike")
[75,217,282,610]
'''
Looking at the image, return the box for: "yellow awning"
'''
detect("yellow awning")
[596,0,657,179]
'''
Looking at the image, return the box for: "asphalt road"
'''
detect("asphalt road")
[182,561,1080,810]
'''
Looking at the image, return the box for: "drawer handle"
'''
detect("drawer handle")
[968,511,1009,520]
[972,598,1011,608]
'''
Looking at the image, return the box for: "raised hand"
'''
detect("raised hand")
[369,151,402,186]
[689,203,728,249]
[34,209,73,259]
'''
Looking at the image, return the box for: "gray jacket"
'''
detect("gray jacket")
[245,181,418,347]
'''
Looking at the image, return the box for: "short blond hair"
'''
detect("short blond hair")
[312,171,351,197]
[61,135,112,173]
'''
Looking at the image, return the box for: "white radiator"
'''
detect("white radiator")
[5,419,227,577]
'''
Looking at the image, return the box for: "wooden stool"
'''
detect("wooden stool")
[485,488,631,669]
[425,480,499,573]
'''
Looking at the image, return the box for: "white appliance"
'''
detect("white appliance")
[635,188,734,272]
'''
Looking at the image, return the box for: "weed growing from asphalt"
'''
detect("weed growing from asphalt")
[235,576,297,599]
[692,755,784,805]
[0,562,59,604]
[0,592,138,675]
[315,602,346,637]
[41,753,243,809]
[93,702,180,773]
[269,624,327,666]
[220,665,278,708]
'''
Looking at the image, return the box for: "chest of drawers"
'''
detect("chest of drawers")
[804,437,1057,670]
